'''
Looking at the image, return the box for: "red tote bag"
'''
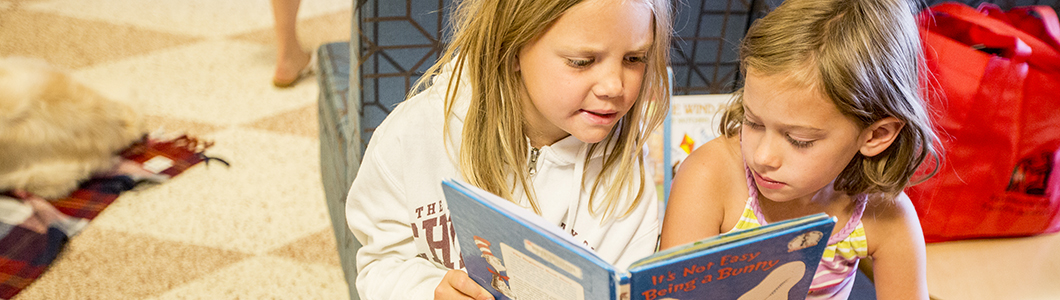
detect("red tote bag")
[907,2,1060,243]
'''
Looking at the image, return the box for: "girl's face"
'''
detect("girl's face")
[740,70,870,203]
[516,0,653,147]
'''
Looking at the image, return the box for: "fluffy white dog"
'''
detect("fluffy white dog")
[0,57,144,199]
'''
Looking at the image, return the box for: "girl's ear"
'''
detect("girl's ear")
[859,117,904,157]
[514,55,521,72]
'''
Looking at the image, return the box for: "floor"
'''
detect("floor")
[1,0,354,299]
[925,232,1060,300]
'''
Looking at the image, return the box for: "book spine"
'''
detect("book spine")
[662,103,673,203]
[662,67,674,203]
[617,272,631,300]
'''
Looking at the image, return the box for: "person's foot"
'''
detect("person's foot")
[272,50,312,88]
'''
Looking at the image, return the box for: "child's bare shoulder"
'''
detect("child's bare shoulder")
[861,192,922,254]
[669,135,747,216]
[662,135,748,247]
[861,192,917,225]
[679,135,744,189]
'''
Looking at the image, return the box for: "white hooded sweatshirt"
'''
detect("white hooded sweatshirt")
[345,63,660,300]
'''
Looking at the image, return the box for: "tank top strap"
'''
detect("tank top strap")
[827,194,868,245]
[744,166,768,225]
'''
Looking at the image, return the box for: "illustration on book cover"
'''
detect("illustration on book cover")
[473,236,515,298]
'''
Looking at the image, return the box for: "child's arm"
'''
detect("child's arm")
[345,142,452,299]
[660,136,746,249]
[863,192,930,300]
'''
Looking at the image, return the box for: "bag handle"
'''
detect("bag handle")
[988,4,1060,51]
[922,9,1032,62]
[968,24,1034,61]
[924,3,1060,71]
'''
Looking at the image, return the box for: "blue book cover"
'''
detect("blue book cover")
[626,214,834,300]
[444,179,835,300]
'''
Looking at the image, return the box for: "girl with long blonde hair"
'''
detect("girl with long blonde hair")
[346,0,672,298]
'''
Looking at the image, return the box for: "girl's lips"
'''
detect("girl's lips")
[752,170,786,190]
[580,109,618,124]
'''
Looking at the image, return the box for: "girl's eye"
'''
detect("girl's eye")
[567,58,593,68]
[786,136,815,148]
[625,55,646,64]
[743,119,764,130]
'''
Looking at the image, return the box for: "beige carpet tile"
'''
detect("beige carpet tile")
[926,233,1060,300]
[245,103,320,139]
[0,9,201,70]
[21,0,352,39]
[143,114,228,138]
[90,128,327,254]
[230,9,353,49]
[13,227,249,300]
[4,1,353,298]
[71,40,319,126]
[267,228,342,267]
[145,256,349,300]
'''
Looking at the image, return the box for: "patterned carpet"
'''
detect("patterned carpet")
[1,0,353,299]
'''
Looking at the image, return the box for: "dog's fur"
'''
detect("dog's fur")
[0,57,144,199]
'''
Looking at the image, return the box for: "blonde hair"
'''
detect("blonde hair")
[412,0,672,218]
[719,0,939,197]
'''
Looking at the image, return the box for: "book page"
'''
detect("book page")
[444,179,620,300]
[502,242,585,300]
[458,180,600,256]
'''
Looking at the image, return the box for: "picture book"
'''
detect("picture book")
[443,179,836,300]
[661,94,734,202]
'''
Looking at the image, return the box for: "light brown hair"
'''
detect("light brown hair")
[719,0,939,197]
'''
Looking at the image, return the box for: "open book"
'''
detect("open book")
[443,179,835,300]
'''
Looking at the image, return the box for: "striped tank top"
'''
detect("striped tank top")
[728,169,869,300]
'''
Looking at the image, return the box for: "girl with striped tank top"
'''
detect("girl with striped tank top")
[659,0,939,299]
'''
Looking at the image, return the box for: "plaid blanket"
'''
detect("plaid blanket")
[0,135,212,299]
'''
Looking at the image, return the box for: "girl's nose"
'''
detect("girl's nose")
[592,62,623,99]
[753,134,782,170]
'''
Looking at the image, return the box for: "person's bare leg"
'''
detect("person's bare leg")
[271,0,310,87]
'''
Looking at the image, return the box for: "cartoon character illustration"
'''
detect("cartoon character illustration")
[473,236,515,298]
[787,231,824,252]
[738,261,807,300]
